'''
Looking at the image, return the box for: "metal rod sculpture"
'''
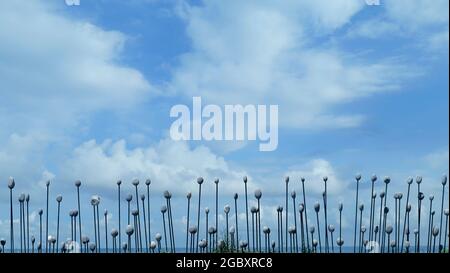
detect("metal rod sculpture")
[1,173,447,254]
[285,176,289,253]
[140,194,148,253]
[75,180,82,252]
[26,194,30,253]
[185,192,192,253]
[353,174,361,253]
[145,179,152,245]
[117,180,122,253]
[56,195,62,252]
[416,176,423,253]
[322,176,329,253]
[427,195,434,253]
[196,177,204,253]
[401,177,413,252]
[45,180,50,253]
[132,179,142,252]
[299,204,304,252]
[233,193,239,250]
[215,178,220,248]
[438,175,447,250]
[255,189,262,253]
[314,202,322,253]
[277,205,283,252]
[8,177,15,253]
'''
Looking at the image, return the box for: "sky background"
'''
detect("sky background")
[0,0,448,250]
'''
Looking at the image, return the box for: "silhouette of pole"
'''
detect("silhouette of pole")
[45,180,50,253]
[426,195,434,253]
[161,205,168,252]
[314,202,322,253]
[369,175,377,243]
[328,225,335,253]
[132,179,142,252]
[255,189,262,253]
[291,191,298,253]
[284,176,289,253]
[117,180,122,253]
[299,204,305,252]
[26,194,30,252]
[416,176,423,252]
[300,177,310,251]
[8,177,15,253]
[224,205,230,248]
[338,202,343,253]
[186,192,192,252]
[75,180,82,252]
[432,227,439,253]
[126,194,132,225]
[19,194,25,253]
[323,176,329,253]
[155,233,162,253]
[132,209,139,253]
[215,178,220,247]
[401,177,413,252]
[309,226,315,253]
[140,194,148,253]
[358,203,364,253]
[234,193,239,249]
[251,206,257,252]
[126,225,134,253]
[354,174,361,253]
[165,191,176,252]
[56,195,62,253]
[104,210,108,253]
[145,179,151,244]
[111,229,118,253]
[38,209,43,253]
[378,191,385,245]
[438,175,447,250]
[196,177,204,253]
[386,225,393,253]
[205,207,209,252]
[277,206,282,252]
[417,191,425,252]
[443,209,449,251]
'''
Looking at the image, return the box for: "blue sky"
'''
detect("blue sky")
[0,0,448,248]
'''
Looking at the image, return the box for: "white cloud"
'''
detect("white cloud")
[170,0,411,129]
[0,1,153,182]
[425,31,449,52]
[61,138,257,196]
[424,149,449,170]
[346,19,400,39]
[0,1,151,126]
[346,0,449,53]
[385,0,449,28]
[285,159,347,196]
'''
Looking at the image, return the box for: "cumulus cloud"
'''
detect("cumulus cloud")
[385,0,449,28]
[346,0,449,54]
[0,0,152,184]
[285,159,347,196]
[61,138,258,196]
[0,1,152,138]
[169,0,412,129]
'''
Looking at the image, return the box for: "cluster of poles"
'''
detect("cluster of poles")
[0,174,448,254]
